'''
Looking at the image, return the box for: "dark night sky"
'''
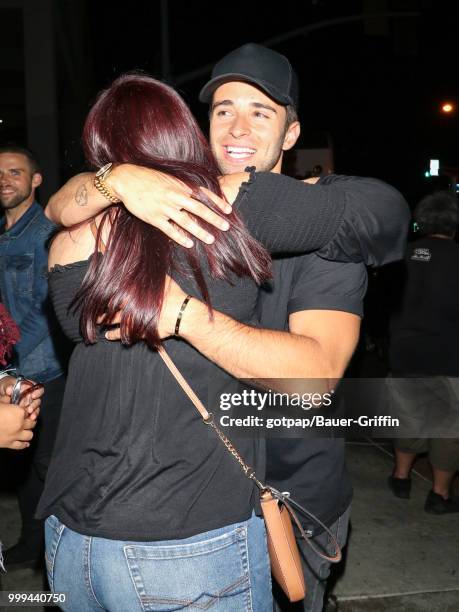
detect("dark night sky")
[84,0,459,204]
[2,1,458,205]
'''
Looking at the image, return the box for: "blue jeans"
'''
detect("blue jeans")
[45,513,272,611]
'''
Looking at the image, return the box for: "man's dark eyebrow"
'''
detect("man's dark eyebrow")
[211,100,277,114]
[211,99,234,111]
[252,102,277,114]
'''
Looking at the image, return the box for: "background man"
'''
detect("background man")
[0,146,66,568]
[388,191,459,515]
[46,45,408,611]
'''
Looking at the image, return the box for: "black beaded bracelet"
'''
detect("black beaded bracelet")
[174,295,192,336]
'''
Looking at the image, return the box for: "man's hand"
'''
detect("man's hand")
[103,276,187,342]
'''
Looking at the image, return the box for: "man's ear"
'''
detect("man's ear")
[31,173,43,189]
[282,121,301,152]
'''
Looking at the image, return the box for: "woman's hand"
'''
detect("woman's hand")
[0,375,17,396]
[0,391,40,450]
[0,377,43,417]
[107,165,233,248]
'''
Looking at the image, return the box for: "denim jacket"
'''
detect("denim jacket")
[0,201,65,382]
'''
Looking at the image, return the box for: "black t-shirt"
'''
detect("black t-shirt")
[258,253,367,533]
[390,236,459,375]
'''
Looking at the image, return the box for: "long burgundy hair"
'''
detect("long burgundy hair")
[73,73,271,347]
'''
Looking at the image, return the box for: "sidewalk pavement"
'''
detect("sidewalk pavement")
[0,440,458,612]
[333,439,459,612]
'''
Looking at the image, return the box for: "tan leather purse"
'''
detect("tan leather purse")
[158,347,341,603]
[260,489,305,601]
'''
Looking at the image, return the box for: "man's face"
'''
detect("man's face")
[0,153,41,211]
[209,81,300,175]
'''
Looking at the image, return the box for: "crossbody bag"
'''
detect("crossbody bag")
[158,346,342,603]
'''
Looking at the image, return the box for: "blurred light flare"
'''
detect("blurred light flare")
[441,103,454,113]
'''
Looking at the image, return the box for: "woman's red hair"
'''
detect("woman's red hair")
[73,73,271,347]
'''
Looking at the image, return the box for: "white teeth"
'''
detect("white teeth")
[225,146,256,159]
[225,146,255,154]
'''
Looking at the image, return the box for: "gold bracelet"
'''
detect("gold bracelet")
[93,162,121,204]
[93,175,121,204]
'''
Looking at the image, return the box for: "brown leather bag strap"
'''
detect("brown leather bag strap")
[158,347,210,421]
[283,496,342,563]
[157,347,342,563]
[157,347,264,487]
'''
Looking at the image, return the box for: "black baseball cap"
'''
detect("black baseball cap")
[199,43,299,108]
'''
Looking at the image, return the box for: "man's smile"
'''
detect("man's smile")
[223,145,256,161]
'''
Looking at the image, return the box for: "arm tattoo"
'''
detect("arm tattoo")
[75,183,88,207]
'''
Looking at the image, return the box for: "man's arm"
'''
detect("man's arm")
[45,164,233,247]
[105,275,360,393]
[176,302,360,393]
[170,256,364,390]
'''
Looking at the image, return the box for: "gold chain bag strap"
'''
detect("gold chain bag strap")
[158,347,342,603]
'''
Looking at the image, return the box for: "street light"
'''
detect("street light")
[441,102,455,114]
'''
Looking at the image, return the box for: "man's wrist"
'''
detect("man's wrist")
[174,295,193,336]
[177,298,209,341]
